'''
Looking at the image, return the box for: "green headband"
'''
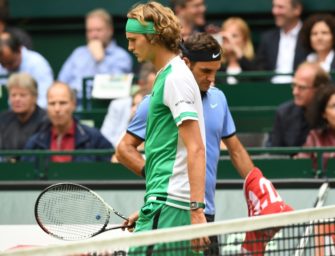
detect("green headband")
[126,18,157,34]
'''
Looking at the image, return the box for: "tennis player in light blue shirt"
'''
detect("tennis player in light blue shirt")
[117,33,248,255]
[128,87,236,216]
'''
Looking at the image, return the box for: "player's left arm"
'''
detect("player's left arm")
[179,119,210,248]
[179,120,206,207]
[223,134,254,179]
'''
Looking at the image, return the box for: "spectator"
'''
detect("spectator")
[170,0,206,37]
[23,82,112,163]
[0,0,33,49]
[0,73,47,158]
[0,32,54,108]
[100,61,155,147]
[256,0,307,83]
[58,8,133,108]
[300,13,335,73]
[220,17,257,84]
[269,62,331,147]
[297,85,335,170]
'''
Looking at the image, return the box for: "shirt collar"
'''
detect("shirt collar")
[51,120,75,138]
[280,20,302,37]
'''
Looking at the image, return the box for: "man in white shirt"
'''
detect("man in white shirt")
[256,0,307,83]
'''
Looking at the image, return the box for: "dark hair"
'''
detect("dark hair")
[291,0,302,8]
[0,31,21,53]
[300,13,335,53]
[306,84,335,130]
[182,32,221,57]
[170,0,188,10]
[0,0,9,22]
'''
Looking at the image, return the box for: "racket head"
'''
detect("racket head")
[35,183,110,240]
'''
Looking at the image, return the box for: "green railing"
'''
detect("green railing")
[0,147,335,181]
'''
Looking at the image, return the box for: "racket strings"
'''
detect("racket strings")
[36,184,109,240]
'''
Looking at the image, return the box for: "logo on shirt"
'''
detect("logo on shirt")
[210,103,218,109]
[175,99,194,107]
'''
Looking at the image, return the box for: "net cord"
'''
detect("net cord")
[1,205,335,256]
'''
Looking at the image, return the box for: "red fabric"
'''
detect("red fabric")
[7,244,39,250]
[297,128,335,170]
[50,122,75,162]
[242,167,294,255]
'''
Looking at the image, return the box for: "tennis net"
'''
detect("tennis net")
[1,205,335,256]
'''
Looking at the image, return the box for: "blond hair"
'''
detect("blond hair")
[221,17,254,61]
[127,1,181,53]
[7,72,38,97]
[86,8,113,28]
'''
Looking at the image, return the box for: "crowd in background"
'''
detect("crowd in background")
[0,0,334,167]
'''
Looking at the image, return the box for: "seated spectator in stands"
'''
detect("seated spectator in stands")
[100,61,155,147]
[220,17,257,84]
[58,9,133,108]
[170,0,206,35]
[256,0,307,83]
[297,85,335,170]
[300,13,335,73]
[269,62,330,147]
[0,73,47,159]
[0,0,33,49]
[0,32,54,108]
[23,82,112,162]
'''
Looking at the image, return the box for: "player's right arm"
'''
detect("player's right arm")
[115,95,150,177]
[116,133,144,177]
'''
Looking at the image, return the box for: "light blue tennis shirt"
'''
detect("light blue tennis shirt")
[127,87,236,215]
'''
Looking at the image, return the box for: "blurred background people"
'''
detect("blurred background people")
[24,82,112,163]
[0,32,54,108]
[100,61,155,148]
[300,13,335,73]
[219,17,257,84]
[0,0,33,49]
[269,62,331,147]
[58,8,133,109]
[170,0,206,36]
[0,73,47,155]
[298,85,335,170]
[256,0,306,83]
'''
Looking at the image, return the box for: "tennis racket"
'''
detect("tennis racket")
[294,181,330,256]
[35,182,132,241]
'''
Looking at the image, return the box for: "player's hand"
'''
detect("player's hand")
[122,211,139,232]
[242,167,293,254]
[244,167,293,217]
[88,39,105,62]
[190,209,211,251]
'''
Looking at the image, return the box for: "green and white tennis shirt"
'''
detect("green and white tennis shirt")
[144,56,206,210]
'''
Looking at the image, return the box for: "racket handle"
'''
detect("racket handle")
[106,223,136,231]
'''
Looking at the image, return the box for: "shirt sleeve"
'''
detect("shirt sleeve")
[221,92,236,138]
[163,74,199,126]
[127,95,150,140]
